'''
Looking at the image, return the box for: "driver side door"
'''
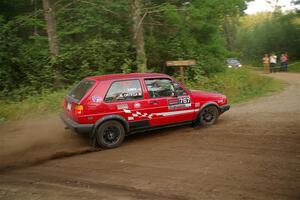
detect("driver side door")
[143,78,194,127]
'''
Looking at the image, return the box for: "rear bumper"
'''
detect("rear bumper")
[60,112,94,134]
[219,104,230,114]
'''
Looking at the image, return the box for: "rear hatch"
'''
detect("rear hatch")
[63,79,96,120]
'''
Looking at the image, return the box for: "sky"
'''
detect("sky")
[245,0,299,14]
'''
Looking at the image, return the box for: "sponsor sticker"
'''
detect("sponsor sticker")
[91,96,101,103]
[117,104,129,110]
[134,103,141,109]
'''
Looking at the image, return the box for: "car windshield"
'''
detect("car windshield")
[227,58,240,64]
[68,79,95,101]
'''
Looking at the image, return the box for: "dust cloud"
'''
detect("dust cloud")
[0,114,95,170]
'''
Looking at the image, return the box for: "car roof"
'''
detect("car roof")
[86,73,172,81]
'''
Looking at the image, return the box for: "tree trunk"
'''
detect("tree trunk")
[223,16,232,51]
[42,0,59,56]
[42,0,63,88]
[32,0,38,36]
[131,0,147,73]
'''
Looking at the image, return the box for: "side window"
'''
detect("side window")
[145,78,175,98]
[173,82,188,96]
[104,80,143,102]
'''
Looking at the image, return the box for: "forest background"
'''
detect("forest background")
[0,0,299,121]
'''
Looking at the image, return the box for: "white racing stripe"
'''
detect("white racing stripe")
[155,109,199,117]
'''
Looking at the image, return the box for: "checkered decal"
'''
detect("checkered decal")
[123,108,199,121]
[123,109,152,121]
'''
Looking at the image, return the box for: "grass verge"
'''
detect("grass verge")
[0,90,67,122]
[187,68,283,104]
[0,69,283,122]
[288,61,300,72]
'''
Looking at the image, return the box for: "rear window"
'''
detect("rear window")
[68,79,95,101]
[104,80,143,102]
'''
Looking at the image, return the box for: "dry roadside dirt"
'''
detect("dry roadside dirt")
[0,72,299,200]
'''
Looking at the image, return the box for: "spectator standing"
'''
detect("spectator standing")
[280,53,287,72]
[269,53,277,73]
[285,52,289,71]
[263,54,269,73]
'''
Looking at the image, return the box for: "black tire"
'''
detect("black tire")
[95,120,125,149]
[199,105,219,126]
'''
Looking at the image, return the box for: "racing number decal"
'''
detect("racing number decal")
[168,96,191,110]
[179,97,191,104]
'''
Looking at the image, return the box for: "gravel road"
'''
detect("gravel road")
[0,72,299,200]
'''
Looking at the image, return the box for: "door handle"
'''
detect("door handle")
[149,101,159,105]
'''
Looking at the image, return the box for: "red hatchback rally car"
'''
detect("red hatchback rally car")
[61,73,230,149]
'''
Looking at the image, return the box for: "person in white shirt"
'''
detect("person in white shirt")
[269,53,277,73]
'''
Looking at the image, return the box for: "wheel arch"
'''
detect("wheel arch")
[92,115,129,137]
[201,101,219,110]
[196,102,220,119]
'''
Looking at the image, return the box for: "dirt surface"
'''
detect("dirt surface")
[0,72,299,200]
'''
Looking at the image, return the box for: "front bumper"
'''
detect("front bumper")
[60,112,94,134]
[219,104,230,114]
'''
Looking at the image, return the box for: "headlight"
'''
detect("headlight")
[218,96,227,104]
[217,97,227,104]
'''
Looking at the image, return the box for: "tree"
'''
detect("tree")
[42,0,58,56]
[130,0,147,72]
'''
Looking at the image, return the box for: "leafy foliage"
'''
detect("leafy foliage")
[234,11,300,65]
[0,0,249,100]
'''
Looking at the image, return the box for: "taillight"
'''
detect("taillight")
[74,104,84,115]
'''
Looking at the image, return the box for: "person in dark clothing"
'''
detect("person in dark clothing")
[285,52,289,71]
[280,53,288,72]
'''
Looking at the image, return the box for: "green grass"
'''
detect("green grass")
[0,90,67,122]
[187,68,283,104]
[0,69,284,122]
[288,61,300,72]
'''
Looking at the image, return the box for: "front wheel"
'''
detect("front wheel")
[95,120,125,149]
[199,106,219,126]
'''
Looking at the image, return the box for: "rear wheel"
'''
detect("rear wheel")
[199,105,219,126]
[95,120,125,149]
